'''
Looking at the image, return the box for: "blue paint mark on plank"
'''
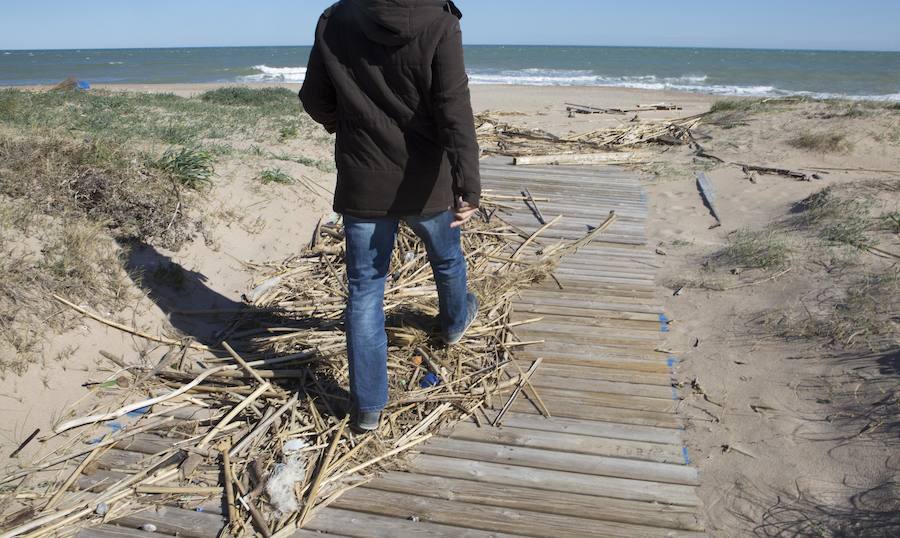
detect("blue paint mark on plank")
[682,446,691,465]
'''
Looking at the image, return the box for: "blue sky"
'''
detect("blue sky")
[1,0,898,51]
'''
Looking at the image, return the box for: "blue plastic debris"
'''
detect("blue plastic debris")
[419,372,440,388]
[76,80,91,91]
[126,406,151,418]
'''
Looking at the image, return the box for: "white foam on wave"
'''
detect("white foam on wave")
[235,65,900,102]
[241,64,308,83]
[466,68,899,101]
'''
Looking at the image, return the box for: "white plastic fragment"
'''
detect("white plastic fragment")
[283,438,308,453]
[266,454,307,517]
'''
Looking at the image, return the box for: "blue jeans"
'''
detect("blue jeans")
[343,210,468,413]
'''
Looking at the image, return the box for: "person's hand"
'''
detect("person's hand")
[450,197,478,229]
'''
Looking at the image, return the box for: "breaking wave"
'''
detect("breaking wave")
[241,65,308,83]
[237,65,900,101]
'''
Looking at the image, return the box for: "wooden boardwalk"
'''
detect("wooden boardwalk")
[75,162,702,537]
[302,162,704,537]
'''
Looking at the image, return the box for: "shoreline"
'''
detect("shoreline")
[7,82,898,105]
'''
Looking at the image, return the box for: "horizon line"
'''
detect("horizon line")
[3,43,899,54]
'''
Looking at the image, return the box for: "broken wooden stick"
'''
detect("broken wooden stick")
[299,415,349,527]
[696,172,722,226]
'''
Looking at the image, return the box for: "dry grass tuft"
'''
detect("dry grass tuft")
[710,229,791,270]
[0,132,195,248]
[787,131,852,153]
[0,132,197,375]
[0,210,130,376]
[763,267,899,350]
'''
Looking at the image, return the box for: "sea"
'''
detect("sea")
[2,46,899,101]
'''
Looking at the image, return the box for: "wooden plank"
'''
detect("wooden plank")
[529,363,673,386]
[422,438,698,485]
[520,287,661,302]
[510,398,682,428]
[77,469,129,492]
[518,385,675,414]
[406,454,700,506]
[115,434,177,454]
[98,449,152,470]
[114,506,225,538]
[530,352,672,373]
[517,294,662,310]
[482,173,647,192]
[518,342,671,362]
[333,488,703,538]
[306,507,519,538]
[516,327,661,349]
[482,174,647,193]
[76,525,173,538]
[446,422,685,464]
[530,373,675,400]
[513,304,663,323]
[365,472,704,532]
[511,312,663,333]
[497,412,684,445]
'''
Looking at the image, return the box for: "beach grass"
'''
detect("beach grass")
[0,85,332,375]
[709,228,791,270]
[787,130,852,152]
[0,86,308,148]
[257,167,295,185]
[270,151,335,173]
[154,146,215,189]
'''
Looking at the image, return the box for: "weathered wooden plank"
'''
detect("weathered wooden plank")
[481,175,647,194]
[333,488,703,538]
[520,287,661,302]
[406,454,700,506]
[496,412,684,445]
[98,449,153,470]
[512,312,663,333]
[516,385,675,414]
[530,373,675,400]
[365,472,705,532]
[75,525,173,538]
[518,342,671,363]
[446,422,685,464]
[529,352,672,373]
[481,175,647,195]
[510,398,682,428]
[114,506,225,538]
[423,438,698,485]
[518,291,661,308]
[77,469,129,492]
[530,363,673,386]
[516,327,661,349]
[306,507,519,538]
[114,434,177,454]
[512,304,663,323]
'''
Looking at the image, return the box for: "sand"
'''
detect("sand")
[3,82,898,535]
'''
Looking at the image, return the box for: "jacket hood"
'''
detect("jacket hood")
[350,0,461,46]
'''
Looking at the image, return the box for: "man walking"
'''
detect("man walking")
[299,0,481,431]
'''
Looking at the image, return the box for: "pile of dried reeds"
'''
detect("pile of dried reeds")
[0,207,616,537]
[475,112,703,158]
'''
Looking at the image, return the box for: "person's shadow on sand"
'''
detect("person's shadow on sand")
[124,242,244,346]
[122,241,353,419]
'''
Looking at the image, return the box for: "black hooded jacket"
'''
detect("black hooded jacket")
[299,0,481,218]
